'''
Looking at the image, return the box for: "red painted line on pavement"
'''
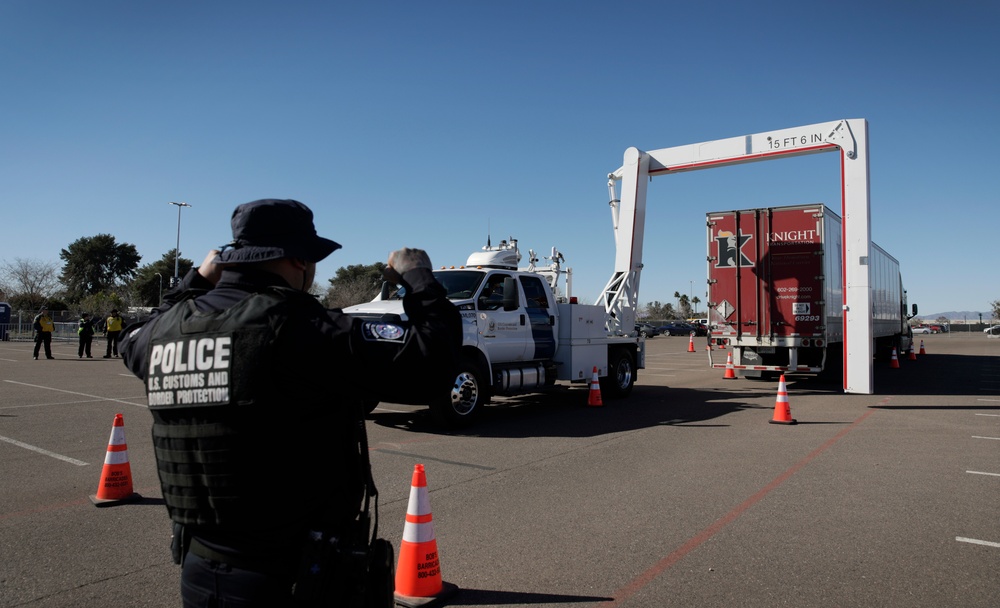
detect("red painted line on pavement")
[602,404,882,606]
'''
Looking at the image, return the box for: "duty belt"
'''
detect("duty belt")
[188,536,291,579]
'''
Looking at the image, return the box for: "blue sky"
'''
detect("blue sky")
[2,1,997,319]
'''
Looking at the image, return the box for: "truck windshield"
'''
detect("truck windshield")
[431,270,486,300]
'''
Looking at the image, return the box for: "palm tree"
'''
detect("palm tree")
[692,296,701,314]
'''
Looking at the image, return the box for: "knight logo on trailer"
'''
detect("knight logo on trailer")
[714,231,753,268]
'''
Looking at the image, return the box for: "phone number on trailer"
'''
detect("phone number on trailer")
[775,287,813,293]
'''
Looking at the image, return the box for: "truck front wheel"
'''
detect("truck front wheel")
[601,349,635,398]
[432,361,488,427]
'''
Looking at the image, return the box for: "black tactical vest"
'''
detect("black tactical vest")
[143,288,309,526]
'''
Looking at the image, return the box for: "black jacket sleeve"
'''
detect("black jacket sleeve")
[345,267,462,405]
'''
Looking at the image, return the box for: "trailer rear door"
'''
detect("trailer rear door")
[708,206,826,341]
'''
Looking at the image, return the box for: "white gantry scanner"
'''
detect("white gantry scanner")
[605,119,875,394]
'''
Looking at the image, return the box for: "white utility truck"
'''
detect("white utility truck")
[345,238,645,426]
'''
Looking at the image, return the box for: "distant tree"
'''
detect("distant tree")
[691,296,701,314]
[0,258,61,311]
[76,292,127,321]
[59,234,141,302]
[677,294,692,319]
[645,300,676,321]
[132,250,193,306]
[43,297,70,313]
[935,316,949,325]
[307,282,325,299]
[991,299,1000,322]
[324,262,387,308]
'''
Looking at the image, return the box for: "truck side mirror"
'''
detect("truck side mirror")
[502,277,519,311]
[911,303,918,316]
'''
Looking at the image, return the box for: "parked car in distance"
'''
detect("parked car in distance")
[635,322,660,338]
[983,325,1000,334]
[657,321,697,336]
[911,326,931,334]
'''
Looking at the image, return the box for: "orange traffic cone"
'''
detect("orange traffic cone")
[90,413,139,506]
[769,375,797,425]
[687,333,696,352]
[908,341,917,360]
[723,351,737,379]
[587,366,604,407]
[395,464,458,607]
[919,340,926,355]
[890,347,900,369]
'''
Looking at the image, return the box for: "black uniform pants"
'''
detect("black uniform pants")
[105,330,121,357]
[33,332,52,358]
[180,551,296,608]
[79,335,93,358]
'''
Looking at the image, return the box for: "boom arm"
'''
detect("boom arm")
[603,148,648,336]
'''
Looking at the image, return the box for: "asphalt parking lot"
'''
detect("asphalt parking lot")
[2,333,998,607]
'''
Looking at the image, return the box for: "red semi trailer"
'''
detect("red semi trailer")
[706,204,915,379]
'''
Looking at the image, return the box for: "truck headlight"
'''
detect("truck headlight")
[372,323,405,340]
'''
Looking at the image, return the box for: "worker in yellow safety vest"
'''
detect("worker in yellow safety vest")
[33,307,55,360]
[103,308,124,358]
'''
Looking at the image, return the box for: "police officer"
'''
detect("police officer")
[32,307,54,360]
[103,308,124,358]
[119,199,461,607]
[78,312,95,358]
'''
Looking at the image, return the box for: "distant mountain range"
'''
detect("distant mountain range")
[918,311,993,322]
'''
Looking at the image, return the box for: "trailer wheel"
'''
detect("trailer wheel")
[432,360,488,427]
[601,349,635,398]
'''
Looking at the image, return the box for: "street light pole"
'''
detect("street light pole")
[154,273,163,306]
[168,202,191,287]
